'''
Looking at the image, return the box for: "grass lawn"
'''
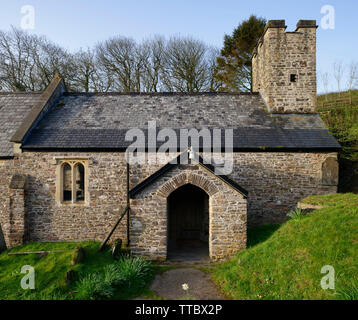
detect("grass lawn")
[0,241,154,300]
[210,193,358,300]
[1,193,357,300]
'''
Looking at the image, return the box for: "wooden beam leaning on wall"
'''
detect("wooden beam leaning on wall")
[98,205,129,252]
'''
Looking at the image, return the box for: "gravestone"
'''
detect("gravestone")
[0,224,6,252]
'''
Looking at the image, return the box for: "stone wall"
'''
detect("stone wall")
[0,159,15,248]
[8,189,25,247]
[130,165,247,261]
[8,174,27,247]
[252,20,317,113]
[0,150,338,259]
[229,152,338,226]
[0,154,128,248]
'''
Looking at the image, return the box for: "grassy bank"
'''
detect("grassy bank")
[211,193,358,300]
[0,241,154,300]
[317,90,358,162]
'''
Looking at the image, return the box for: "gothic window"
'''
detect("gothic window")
[75,163,85,202]
[57,160,88,205]
[62,163,72,201]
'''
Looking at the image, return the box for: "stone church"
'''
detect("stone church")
[0,20,340,261]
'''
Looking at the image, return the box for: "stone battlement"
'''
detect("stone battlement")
[252,20,318,114]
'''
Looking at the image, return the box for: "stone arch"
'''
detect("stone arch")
[167,183,210,260]
[129,166,247,261]
[157,172,219,198]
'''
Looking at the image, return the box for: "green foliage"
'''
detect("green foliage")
[75,273,114,300]
[287,208,304,220]
[211,193,358,300]
[24,289,70,300]
[74,257,153,300]
[103,264,123,286]
[214,15,266,92]
[115,257,153,289]
[0,241,154,300]
[317,90,358,161]
[336,282,358,300]
[71,246,86,265]
[247,224,280,248]
[300,193,358,207]
[0,242,79,300]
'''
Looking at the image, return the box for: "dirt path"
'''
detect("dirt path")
[146,268,226,300]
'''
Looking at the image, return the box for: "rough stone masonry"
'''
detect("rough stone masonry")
[0,20,340,260]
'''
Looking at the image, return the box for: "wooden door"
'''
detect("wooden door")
[168,184,208,243]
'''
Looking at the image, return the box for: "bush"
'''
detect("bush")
[73,256,153,299]
[116,256,152,288]
[286,208,304,220]
[318,103,358,161]
[103,264,123,287]
[75,273,114,300]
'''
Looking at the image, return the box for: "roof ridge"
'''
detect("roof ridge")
[10,76,66,143]
[0,92,43,95]
[63,92,260,96]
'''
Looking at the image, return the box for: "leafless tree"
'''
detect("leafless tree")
[71,49,96,92]
[71,49,113,92]
[96,36,145,92]
[347,61,358,91]
[33,37,75,90]
[0,27,36,91]
[319,71,330,96]
[0,27,221,93]
[0,27,74,91]
[333,61,344,93]
[140,36,165,92]
[206,46,222,92]
[161,36,212,92]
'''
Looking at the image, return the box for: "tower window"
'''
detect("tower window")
[290,74,297,83]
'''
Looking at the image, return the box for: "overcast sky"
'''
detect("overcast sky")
[0,0,356,93]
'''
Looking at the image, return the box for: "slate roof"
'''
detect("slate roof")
[0,92,43,157]
[21,92,340,151]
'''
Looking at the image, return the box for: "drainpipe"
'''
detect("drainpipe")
[126,152,130,247]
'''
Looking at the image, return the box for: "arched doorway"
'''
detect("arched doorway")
[167,184,209,261]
